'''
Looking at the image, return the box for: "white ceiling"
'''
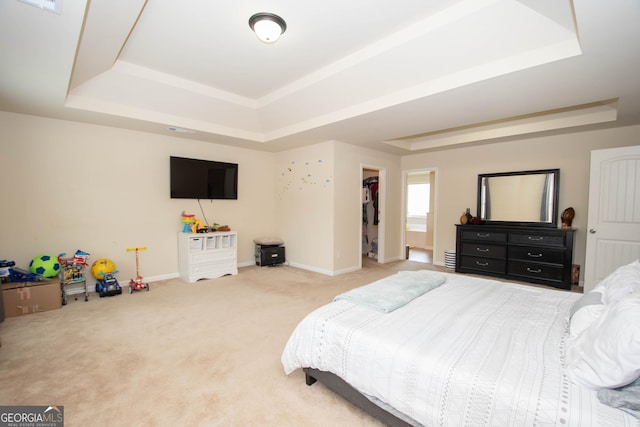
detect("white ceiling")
[1,0,639,154]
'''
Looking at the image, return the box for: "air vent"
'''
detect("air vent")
[17,0,62,14]
[168,127,196,134]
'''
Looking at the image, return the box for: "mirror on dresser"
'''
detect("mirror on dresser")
[477,169,559,227]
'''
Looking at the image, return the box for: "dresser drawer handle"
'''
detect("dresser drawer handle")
[476,247,489,252]
[476,233,490,238]
[526,267,542,274]
[476,261,489,266]
[527,236,544,241]
[527,252,543,258]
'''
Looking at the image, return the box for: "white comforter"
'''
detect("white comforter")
[282,272,638,427]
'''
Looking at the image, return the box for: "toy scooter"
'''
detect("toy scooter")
[126,246,149,293]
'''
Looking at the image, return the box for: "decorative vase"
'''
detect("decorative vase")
[460,208,473,225]
[460,212,468,224]
[561,207,575,229]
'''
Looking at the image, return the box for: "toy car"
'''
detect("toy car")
[95,272,122,297]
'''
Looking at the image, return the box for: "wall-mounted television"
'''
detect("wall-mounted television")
[170,156,238,200]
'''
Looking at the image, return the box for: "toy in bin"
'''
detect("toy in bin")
[91,258,122,297]
[58,250,90,304]
[126,246,149,293]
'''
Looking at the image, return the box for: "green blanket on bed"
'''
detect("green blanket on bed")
[334,270,446,313]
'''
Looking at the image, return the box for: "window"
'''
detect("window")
[406,180,430,232]
[407,183,430,217]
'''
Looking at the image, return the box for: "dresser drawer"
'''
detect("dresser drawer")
[509,232,565,247]
[508,246,564,264]
[508,261,564,282]
[191,249,236,265]
[461,242,506,259]
[461,230,507,243]
[191,260,236,275]
[460,256,506,275]
[456,225,574,290]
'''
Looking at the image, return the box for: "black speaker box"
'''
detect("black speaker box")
[255,245,285,266]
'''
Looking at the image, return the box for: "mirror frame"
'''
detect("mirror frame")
[477,169,560,228]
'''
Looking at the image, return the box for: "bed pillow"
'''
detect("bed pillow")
[565,292,640,390]
[597,260,640,304]
[568,290,605,338]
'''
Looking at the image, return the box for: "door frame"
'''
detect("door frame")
[359,164,385,268]
[402,167,439,264]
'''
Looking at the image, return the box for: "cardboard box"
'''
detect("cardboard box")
[2,279,61,318]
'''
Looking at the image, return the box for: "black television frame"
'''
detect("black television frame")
[170,156,238,200]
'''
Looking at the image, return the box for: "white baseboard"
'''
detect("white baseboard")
[287,261,335,276]
[332,265,361,276]
[146,272,180,282]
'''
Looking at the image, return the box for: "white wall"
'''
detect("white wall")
[402,125,640,282]
[273,141,401,275]
[274,142,335,274]
[0,111,276,281]
[332,142,402,272]
[4,111,638,283]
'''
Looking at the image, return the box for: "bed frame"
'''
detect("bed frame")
[303,368,414,427]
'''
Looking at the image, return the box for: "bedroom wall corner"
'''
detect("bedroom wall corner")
[274,142,336,273]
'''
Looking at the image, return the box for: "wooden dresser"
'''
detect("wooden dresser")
[455,224,574,290]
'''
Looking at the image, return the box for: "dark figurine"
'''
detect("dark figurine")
[561,207,575,229]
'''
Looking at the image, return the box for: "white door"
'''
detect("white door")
[584,145,640,292]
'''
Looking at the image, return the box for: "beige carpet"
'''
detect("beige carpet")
[0,258,442,426]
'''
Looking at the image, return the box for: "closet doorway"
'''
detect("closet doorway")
[361,166,385,268]
[404,169,436,264]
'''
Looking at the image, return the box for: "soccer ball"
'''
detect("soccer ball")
[91,258,117,279]
[29,254,61,278]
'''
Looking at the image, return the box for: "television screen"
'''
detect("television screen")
[170,156,238,199]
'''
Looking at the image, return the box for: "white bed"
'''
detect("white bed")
[282,270,639,427]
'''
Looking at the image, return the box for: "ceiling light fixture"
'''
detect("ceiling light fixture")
[249,12,286,44]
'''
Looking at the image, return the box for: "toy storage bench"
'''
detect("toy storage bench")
[178,232,238,282]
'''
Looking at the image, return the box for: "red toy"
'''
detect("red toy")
[58,250,90,267]
[126,246,149,293]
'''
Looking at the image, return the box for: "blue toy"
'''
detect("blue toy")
[9,267,44,282]
[95,271,122,297]
[0,260,15,283]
